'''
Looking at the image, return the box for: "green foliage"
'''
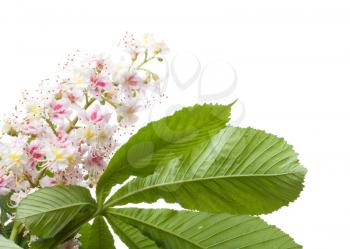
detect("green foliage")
[96,103,233,204]
[105,127,305,214]
[0,193,14,236]
[108,217,160,249]
[79,223,92,249]
[11,103,306,248]
[78,216,114,249]
[16,185,96,238]
[106,208,301,249]
[0,235,22,249]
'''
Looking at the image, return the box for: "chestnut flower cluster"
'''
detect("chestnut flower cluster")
[0,33,168,207]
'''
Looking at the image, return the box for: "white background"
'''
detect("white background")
[1,1,350,248]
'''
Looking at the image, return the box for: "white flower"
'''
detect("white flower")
[10,187,36,206]
[91,53,113,72]
[10,191,28,206]
[39,175,57,187]
[77,123,114,150]
[0,174,11,196]
[136,33,156,49]
[1,118,19,135]
[80,105,111,125]
[117,100,141,125]
[26,101,44,120]
[119,70,144,92]
[60,86,85,110]
[0,136,29,175]
[48,98,72,121]
[54,165,84,186]
[85,149,106,170]
[88,71,112,98]
[65,68,90,89]
[22,118,46,136]
[77,125,97,145]
[45,144,80,172]
[153,40,169,54]
[0,32,167,205]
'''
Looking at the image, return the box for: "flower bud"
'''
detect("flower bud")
[55,91,63,100]
[152,73,159,81]
[131,51,138,61]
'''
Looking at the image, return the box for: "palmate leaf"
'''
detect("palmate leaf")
[105,127,306,215]
[16,185,96,238]
[106,208,301,249]
[97,103,233,204]
[108,217,160,249]
[0,235,22,249]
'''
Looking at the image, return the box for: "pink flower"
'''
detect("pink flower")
[121,71,143,90]
[89,73,110,96]
[117,100,141,125]
[27,141,44,164]
[81,105,111,124]
[22,118,44,135]
[0,32,167,205]
[49,99,71,120]
[0,175,11,195]
[85,150,106,170]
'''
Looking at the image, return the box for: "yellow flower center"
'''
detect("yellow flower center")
[9,153,21,166]
[53,149,64,161]
[66,154,76,164]
[84,128,95,141]
[28,105,41,116]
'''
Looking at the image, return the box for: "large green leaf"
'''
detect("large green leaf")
[0,235,22,249]
[105,127,306,215]
[85,216,114,249]
[108,217,160,249]
[106,208,301,249]
[97,103,232,204]
[16,185,96,238]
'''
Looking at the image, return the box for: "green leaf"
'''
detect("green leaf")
[0,235,22,249]
[0,222,13,238]
[79,223,92,249]
[105,127,306,215]
[16,185,96,238]
[97,103,232,204]
[107,217,160,249]
[107,208,301,249]
[31,199,97,249]
[85,216,115,249]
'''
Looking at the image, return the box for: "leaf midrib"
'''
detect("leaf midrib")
[109,219,157,249]
[117,120,225,170]
[108,211,204,249]
[106,171,304,208]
